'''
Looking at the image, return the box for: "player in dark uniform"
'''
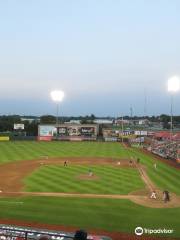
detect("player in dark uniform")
[163,190,170,203]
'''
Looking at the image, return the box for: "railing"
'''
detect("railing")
[0,225,74,240]
[0,225,111,240]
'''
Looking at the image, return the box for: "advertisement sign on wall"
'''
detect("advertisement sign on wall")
[0,136,10,141]
[38,124,98,141]
[14,124,24,130]
[39,125,56,137]
[81,127,95,136]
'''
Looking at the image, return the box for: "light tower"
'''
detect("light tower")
[50,90,65,137]
[121,115,124,143]
[167,76,180,140]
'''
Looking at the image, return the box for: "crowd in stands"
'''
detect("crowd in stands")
[147,140,180,162]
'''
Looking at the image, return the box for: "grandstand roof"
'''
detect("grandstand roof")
[154,131,171,139]
[154,131,180,140]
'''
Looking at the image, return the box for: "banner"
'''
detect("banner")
[14,124,24,130]
[39,125,56,137]
[0,136,10,141]
[81,127,95,136]
[58,127,67,135]
[135,131,148,136]
[37,136,52,141]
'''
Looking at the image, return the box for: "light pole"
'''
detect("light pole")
[50,90,65,138]
[167,76,180,140]
[121,115,124,143]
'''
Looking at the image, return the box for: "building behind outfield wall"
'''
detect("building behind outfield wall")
[38,124,99,141]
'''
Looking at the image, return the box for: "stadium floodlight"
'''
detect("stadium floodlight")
[167,76,180,141]
[50,90,65,102]
[168,76,180,92]
[50,90,65,138]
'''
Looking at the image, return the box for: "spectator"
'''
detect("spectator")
[39,236,49,240]
[74,230,87,240]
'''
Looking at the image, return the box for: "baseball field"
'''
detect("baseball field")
[0,141,180,239]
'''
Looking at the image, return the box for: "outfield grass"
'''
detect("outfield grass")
[0,141,180,237]
[0,141,128,164]
[24,165,144,194]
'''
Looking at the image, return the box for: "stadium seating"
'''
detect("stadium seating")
[148,140,180,162]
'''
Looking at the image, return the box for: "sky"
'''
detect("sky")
[0,0,180,117]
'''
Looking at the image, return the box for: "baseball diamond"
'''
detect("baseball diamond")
[0,141,180,240]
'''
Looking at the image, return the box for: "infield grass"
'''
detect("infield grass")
[24,165,144,194]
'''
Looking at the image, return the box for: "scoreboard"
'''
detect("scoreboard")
[38,124,98,141]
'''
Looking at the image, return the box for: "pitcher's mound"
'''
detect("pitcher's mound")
[77,174,100,181]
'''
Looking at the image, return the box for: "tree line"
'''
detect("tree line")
[0,114,179,136]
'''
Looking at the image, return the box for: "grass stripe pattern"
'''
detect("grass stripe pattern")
[24,165,144,194]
